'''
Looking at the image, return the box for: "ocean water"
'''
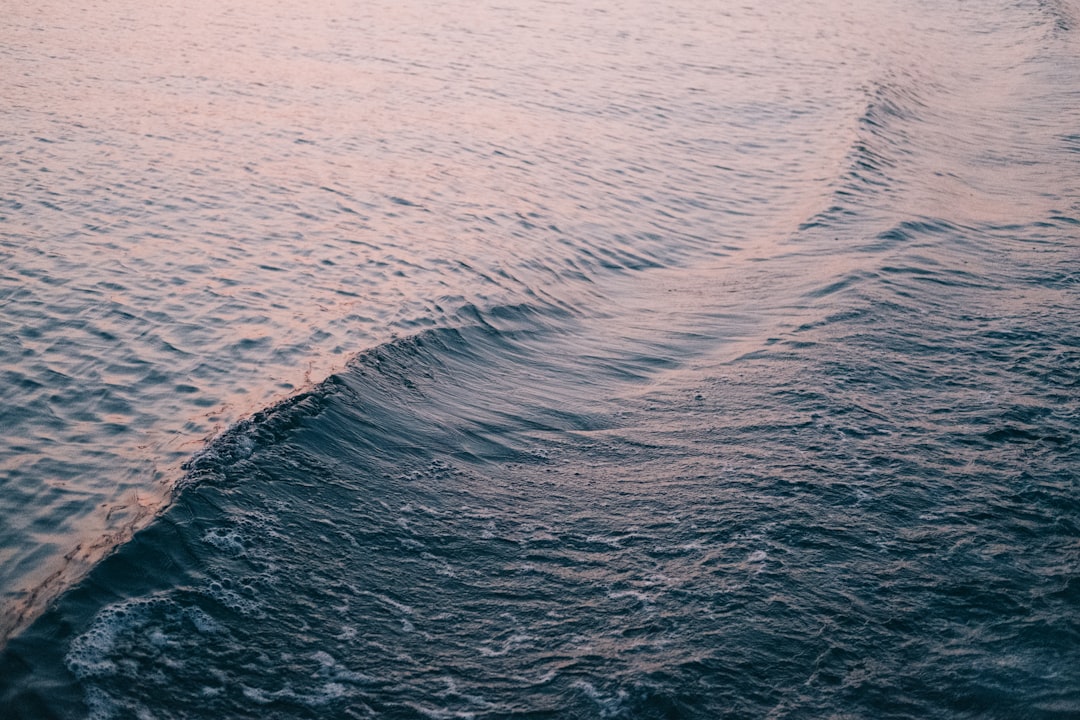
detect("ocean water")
[1,0,1078,717]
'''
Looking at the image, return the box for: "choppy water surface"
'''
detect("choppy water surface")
[1,0,1078,717]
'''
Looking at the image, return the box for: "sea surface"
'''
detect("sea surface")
[1,0,1078,717]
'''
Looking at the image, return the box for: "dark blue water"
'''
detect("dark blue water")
[2,0,1079,717]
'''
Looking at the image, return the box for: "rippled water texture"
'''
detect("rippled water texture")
[2,0,1079,717]
[1,0,876,632]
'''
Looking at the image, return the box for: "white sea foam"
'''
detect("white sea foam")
[203,579,264,617]
[67,598,160,679]
[571,680,631,719]
[67,594,225,684]
[202,528,247,555]
[311,650,371,683]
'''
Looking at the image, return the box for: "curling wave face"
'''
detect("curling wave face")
[1,0,1079,717]
[0,0,875,634]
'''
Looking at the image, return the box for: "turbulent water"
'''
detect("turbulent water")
[1,0,1078,717]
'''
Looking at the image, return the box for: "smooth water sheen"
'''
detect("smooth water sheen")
[1,0,1078,717]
